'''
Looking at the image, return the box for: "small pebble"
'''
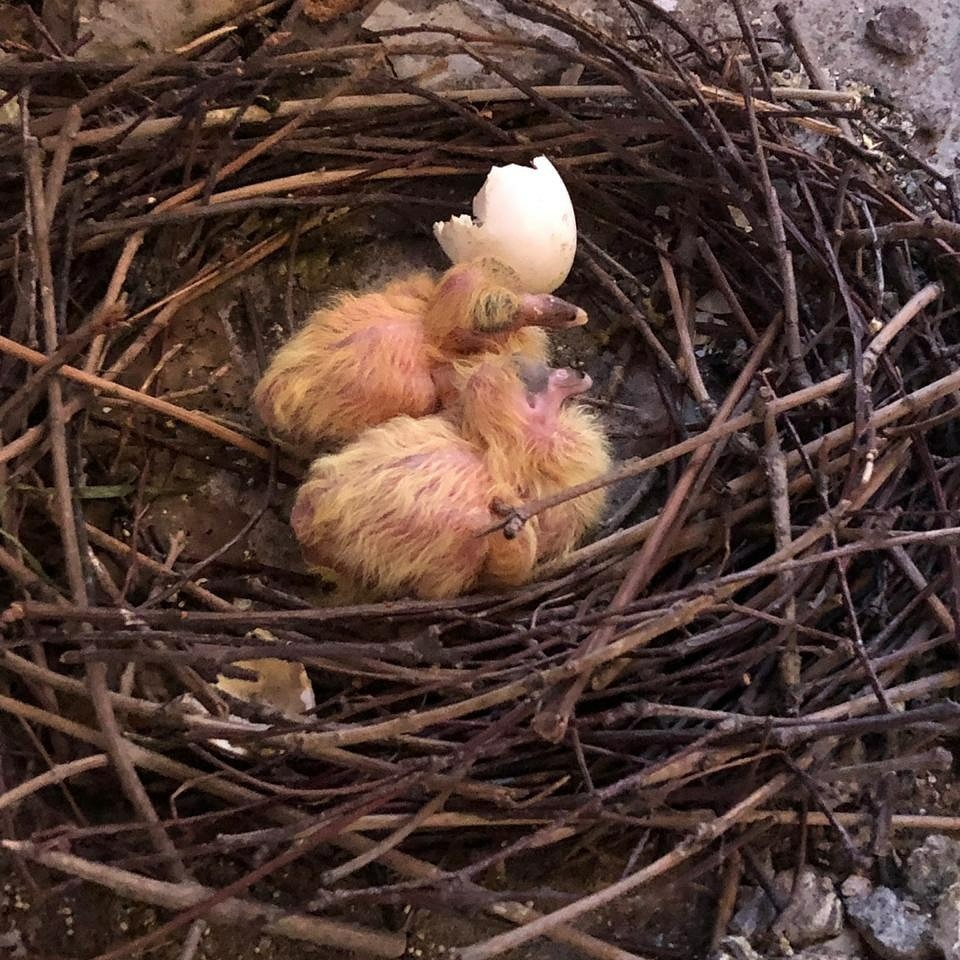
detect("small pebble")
[865,6,928,57]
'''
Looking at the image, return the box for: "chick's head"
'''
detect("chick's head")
[425,258,586,346]
[460,353,592,454]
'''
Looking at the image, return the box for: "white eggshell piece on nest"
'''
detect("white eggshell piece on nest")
[184,655,317,757]
[216,657,316,717]
[433,155,577,294]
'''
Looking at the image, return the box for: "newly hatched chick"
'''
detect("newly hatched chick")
[290,416,538,600]
[460,355,612,561]
[290,354,610,600]
[253,257,587,444]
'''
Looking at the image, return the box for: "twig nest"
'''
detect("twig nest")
[433,156,577,294]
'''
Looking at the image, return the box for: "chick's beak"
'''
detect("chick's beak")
[516,294,588,329]
[552,368,592,400]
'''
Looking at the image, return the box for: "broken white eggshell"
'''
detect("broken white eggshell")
[215,656,316,717]
[433,155,577,294]
[180,652,317,759]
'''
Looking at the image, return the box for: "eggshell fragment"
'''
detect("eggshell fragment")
[433,156,577,294]
[215,657,316,717]
[180,650,317,758]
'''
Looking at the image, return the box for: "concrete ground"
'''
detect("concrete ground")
[672,0,960,171]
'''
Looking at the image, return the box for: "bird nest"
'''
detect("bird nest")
[2,2,960,958]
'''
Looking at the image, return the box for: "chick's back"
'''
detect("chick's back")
[531,404,612,560]
[292,416,508,599]
[253,273,439,444]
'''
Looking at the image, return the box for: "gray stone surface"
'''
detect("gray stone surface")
[74,0,255,59]
[793,929,867,960]
[671,0,960,172]
[907,835,960,907]
[773,867,844,948]
[717,936,763,960]
[934,882,960,960]
[845,886,936,960]
[865,5,929,57]
[361,0,577,89]
[842,876,874,899]
[730,885,777,940]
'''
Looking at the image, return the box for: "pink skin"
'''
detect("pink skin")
[517,361,592,410]
[514,360,592,436]
[542,366,593,402]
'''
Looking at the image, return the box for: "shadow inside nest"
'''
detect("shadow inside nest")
[2,1,960,958]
